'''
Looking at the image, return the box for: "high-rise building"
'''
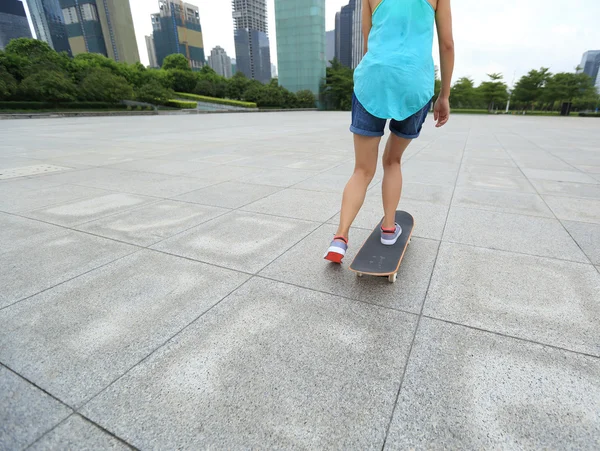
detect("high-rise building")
[59,0,140,63]
[334,0,355,68]
[0,0,32,50]
[271,63,277,79]
[275,0,326,95]
[326,30,335,67]
[232,0,272,83]
[579,50,600,90]
[231,58,237,75]
[208,46,232,78]
[351,0,363,69]
[146,35,158,68]
[26,0,71,55]
[152,1,205,70]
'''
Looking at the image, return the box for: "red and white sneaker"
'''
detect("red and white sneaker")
[324,236,348,263]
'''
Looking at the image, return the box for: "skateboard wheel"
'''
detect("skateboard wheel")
[388,273,397,283]
[357,273,363,278]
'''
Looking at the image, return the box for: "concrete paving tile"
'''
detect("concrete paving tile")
[400,182,454,205]
[384,318,600,450]
[544,195,600,224]
[460,164,523,177]
[242,188,341,222]
[236,167,318,187]
[0,229,135,309]
[523,168,599,184]
[457,171,535,193]
[0,184,110,213]
[0,250,249,407]
[402,168,457,186]
[81,278,417,449]
[0,366,72,450]
[461,156,516,167]
[563,220,600,265]
[260,224,439,313]
[106,158,220,176]
[75,200,228,246]
[152,210,319,273]
[530,179,600,199]
[24,193,158,227]
[175,181,280,209]
[293,172,380,193]
[29,415,131,450]
[444,207,587,262]
[452,187,554,217]
[424,243,600,355]
[0,213,62,247]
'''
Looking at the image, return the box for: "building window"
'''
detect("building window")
[80,3,98,22]
[62,7,78,25]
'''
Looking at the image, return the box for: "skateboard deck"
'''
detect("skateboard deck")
[349,211,414,283]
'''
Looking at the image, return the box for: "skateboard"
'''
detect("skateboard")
[349,211,414,283]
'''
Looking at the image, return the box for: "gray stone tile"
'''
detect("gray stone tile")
[530,179,600,199]
[444,207,587,262]
[0,184,110,213]
[402,168,457,186]
[424,243,600,355]
[30,415,131,450]
[0,250,249,407]
[293,172,380,193]
[544,195,600,224]
[384,318,600,450]
[175,181,280,209]
[242,188,341,222]
[75,200,228,246]
[152,211,319,273]
[0,212,62,246]
[82,278,417,449]
[563,220,600,265]
[523,168,599,184]
[106,158,220,176]
[460,164,523,177]
[452,187,554,217]
[457,171,535,193]
[400,182,454,205]
[236,167,318,187]
[0,366,72,450]
[0,230,135,309]
[260,224,439,313]
[461,156,516,167]
[24,193,158,227]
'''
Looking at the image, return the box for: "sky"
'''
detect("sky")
[23,0,600,86]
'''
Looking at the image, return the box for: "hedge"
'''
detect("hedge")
[165,99,197,109]
[0,101,129,110]
[579,112,600,117]
[175,92,257,108]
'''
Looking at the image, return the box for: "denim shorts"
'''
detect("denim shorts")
[350,93,432,139]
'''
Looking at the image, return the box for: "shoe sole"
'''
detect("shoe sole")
[381,236,400,246]
[324,251,344,263]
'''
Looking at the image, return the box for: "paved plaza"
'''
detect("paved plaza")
[1,112,599,449]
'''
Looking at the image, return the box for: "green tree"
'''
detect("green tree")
[478,73,509,111]
[227,72,251,100]
[19,70,77,103]
[296,89,316,108]
[512,68,551,110]
[450,77,478,108]
[322,58,353,110]
[0,66,18,100]
[162,54,190,71]
[0,50,31,81]
[166,69,197,92]
[544,72,596,105]
[194,78,217,97]
[79,68,133,103]
[136,80,174,105]
[5,38,68,74]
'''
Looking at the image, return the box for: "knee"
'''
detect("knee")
[382,154,401,169]
[354,165,376,182]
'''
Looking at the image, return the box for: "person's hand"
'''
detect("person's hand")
[434,96,450,127]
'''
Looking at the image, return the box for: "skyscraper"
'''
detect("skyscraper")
[152,1,205,70]
[352,0,363,69]
[146,35,158,68]
[208,46,232,78]
[59,0,140,63]
[27,0,71,55]
[334,0,355,68]
[275,0,326,95]
[0,0,32,51]
[326,30,335,67]
[579,50,600,89]
[232,0,272,83]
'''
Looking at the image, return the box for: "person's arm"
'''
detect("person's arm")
[434,0,455,127]
[362,0,372,55]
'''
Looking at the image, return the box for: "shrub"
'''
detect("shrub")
[136,80,174,105]
[0,67,18,100]
[194,78,217,97]
[166,99,197,109]
[162,54,191,71]
[18,70,77,103]
[166,69,197,93]
[0,101,128,110]
[79,68,133,103]
[296,90,317,108]
[175,92,256,108]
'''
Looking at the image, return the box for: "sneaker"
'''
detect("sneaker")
[324,236,348,263]
[381,223,402,246]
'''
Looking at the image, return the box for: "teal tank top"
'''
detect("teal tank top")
[354,0,435,121]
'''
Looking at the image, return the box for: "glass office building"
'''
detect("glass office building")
[27,0,72,55]
[275,0,326,95]
[0,0,32,50]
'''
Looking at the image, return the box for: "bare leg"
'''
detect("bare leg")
[335,134,380,239]
[381,134,412,230]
